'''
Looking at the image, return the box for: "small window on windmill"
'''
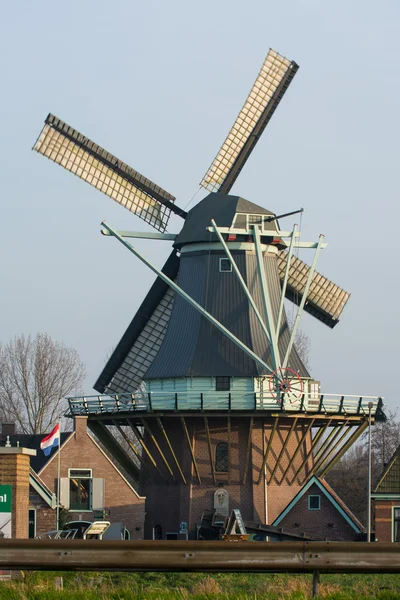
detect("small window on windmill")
[219,258,232,273]
[216,376,230,391]
[248,214,263,229]
[309,380,320,400]
[215,443,229,472]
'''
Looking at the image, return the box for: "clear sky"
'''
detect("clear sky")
[1,0,399,411]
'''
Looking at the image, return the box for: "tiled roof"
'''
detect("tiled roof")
[374,454,400,494]
[0,433,72,473]
[318,477,365,532]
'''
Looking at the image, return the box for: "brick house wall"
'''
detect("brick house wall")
[29,490,56,536]
[275,482,360,541]
[140,415,314,538]
[374,499,400,542]
[0,448,35,539]
[38,417,145,539]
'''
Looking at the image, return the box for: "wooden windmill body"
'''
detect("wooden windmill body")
[34,49,384,538]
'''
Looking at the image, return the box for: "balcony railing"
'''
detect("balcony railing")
[67,391,384,419]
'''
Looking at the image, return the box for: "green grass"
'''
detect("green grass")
[1,572,400,599]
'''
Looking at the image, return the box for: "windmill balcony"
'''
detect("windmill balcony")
[66,391,384,419]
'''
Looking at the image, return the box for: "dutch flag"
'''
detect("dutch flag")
[40,424,61,456]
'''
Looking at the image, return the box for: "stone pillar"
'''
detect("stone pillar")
[0,448,36,538]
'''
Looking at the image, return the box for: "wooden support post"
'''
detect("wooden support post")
[112,420,152,477]
[311,425,340,466]
[227,417,232,484]
[87,420,140,482]
[318,421,369,478]
[140,418,176,483]
[156,417,186,484]
[242,417,254,485]
[257,418,279,485]
[312,420,350,475]
[204,417,216,485]
[126,418,163,476]
[181,417,201,485]
[279,419,315,484]
[290,419,332,484]
[312,570,320,597]
[268,417,298,484]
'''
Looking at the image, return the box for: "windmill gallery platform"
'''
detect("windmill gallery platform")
[33,49,385,539]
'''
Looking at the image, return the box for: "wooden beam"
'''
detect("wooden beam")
[126,418,163,477]
[87,420,140,482]
[318,421,369,478]
[112,420,152,477]
[311,425,341,466]
[257,417,279,485]
[140,418,176,483]
[156,417,186,485]
[204,417,216,485]
[181,417,201,484]
[242,417,254,485]
[312,420,349,474]
[268,417,298,484]
[278,419,315,484]
[227,417,232,484]
[290,419,332,484]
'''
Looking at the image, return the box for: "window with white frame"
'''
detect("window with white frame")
[393,507,400,541]
[69,469,92,511]
[219,258,232,272]
[60,470,104,512]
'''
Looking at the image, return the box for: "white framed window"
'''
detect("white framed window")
[248,214,264,228]
[392,506,400,541]
[219,258,232,272]
[68,469,92,511]
[60,469,104,512]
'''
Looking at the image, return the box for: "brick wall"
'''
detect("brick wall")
[29,490,56,537]
[374,499,400,542]
[140,415,314,538]
[39,417,145,539]
[277,482,360,541]
[0,449,34,539]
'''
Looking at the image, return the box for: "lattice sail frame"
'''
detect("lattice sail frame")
[33,115,176,232]
[200,49,298,194]
[277,251,350,326]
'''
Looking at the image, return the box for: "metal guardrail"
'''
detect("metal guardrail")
[1,540,400,573]
[67,392,383,418]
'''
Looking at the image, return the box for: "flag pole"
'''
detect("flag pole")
[56,421,61,531]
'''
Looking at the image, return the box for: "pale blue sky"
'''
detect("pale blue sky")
[1,0,399,410]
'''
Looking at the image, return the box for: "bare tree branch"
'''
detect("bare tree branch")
[0,333,86,434]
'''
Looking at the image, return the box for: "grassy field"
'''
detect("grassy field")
[1,572,400,599]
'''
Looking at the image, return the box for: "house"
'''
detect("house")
[0,417,145,539]
[372,449,400,542]
[272,475,365,541]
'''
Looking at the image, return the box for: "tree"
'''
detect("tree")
[0,333,86,434]
[369,410,400,475]
[326,410,400,524]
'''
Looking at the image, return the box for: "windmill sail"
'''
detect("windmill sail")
[33,114,178,232]
[277,252,350,328]
[200,49,298,195]
[95,251,179,394]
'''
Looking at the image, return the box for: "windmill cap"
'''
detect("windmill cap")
[174,192,280,249]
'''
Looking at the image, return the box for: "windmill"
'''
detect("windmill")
[33,49,384,538]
